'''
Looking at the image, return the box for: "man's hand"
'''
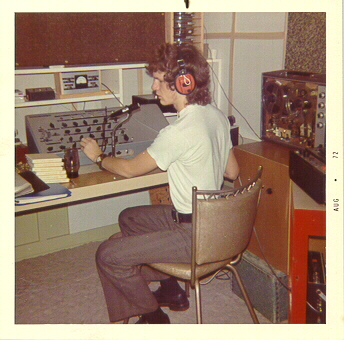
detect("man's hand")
[80,137,158,178]
[80,137,103,162]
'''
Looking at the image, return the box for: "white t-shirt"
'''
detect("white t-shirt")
[147,104,232,214]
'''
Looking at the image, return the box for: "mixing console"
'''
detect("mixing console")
[26,104,169,165]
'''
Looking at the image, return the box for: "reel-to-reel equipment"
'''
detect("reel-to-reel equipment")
[261,70,326,149]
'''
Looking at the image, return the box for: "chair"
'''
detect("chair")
[149,166,263,324]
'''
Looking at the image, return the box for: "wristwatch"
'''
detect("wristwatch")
[95,153,108,169]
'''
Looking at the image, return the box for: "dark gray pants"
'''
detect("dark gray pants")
[96,204,192,322]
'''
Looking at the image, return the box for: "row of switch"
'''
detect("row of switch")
[49,119,110,129]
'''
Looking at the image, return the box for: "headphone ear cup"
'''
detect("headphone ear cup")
[175,73,196,95]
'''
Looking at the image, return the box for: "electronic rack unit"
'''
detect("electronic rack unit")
[261,70,326,149]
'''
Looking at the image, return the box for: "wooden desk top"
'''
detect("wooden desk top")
[15,165,168,215]
[235,141,291,166]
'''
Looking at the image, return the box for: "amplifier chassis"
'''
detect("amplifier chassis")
[261,70,326,149]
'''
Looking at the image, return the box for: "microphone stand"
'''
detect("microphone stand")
[111,113,132,157]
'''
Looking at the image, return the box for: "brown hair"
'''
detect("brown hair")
[146,43,211,106]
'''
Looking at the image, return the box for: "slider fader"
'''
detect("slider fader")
[26,104,169,165]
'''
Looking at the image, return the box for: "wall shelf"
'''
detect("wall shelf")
[15,58,221,145]
[15,62,147,109]
[15,94,119,108]
[15,62,147,75]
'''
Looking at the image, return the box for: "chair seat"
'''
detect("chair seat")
[150,258,231,282]
[149,166,263,323]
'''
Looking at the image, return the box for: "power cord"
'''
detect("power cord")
[200,269,231,286]
[207,58,261,140]
[97,82,127,153]
[253,226,291,292]
[101,82,124,107]
[203,27,262,141]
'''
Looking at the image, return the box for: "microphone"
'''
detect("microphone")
[108,103,140,120]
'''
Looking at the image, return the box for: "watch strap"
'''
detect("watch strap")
[96,153,107,169]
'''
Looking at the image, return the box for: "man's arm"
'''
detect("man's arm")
[80,137,158,178]
[224,148,240,181]
[102,150,158,178]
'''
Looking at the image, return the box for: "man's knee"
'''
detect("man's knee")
[96,239,117,266]
[118,207,135,226]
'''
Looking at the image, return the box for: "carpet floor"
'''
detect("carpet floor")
[15,241,271,324]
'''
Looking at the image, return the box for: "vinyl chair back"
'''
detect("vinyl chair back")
[150,166,263,323]
[191,167,262,284]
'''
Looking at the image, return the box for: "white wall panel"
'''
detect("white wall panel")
[204,12,233,33]
[204,12,286,141]
[206,39,231,114]
[236,12,286,32]
[232,39,285,140]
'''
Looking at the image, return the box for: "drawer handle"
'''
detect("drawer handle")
[266,188,273,194]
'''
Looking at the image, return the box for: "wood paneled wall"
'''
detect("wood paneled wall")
[16,13,165,68]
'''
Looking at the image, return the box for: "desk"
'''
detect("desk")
[15,165,168,260]
[289,182,326,323]
[16,165,168,215]
[234,141,326,323]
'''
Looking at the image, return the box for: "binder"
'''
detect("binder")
[15,172,34,197]
[15,171,71,205]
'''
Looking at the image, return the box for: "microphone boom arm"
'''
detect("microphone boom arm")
[111,113,131,157]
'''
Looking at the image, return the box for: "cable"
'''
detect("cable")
[200,269,231,285]
[100,107,109,153]
[306,301,324,314]
[203,25,218,108]
[207,60,261,140]
[101,82,124,107]
[207,58,218,108]
[215,270,232,281]
[99,82,126,152]
[253,226,291,292]
[239,133,245,145]
[203,25,262,140]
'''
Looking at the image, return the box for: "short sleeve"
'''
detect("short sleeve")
[147,125,187,171]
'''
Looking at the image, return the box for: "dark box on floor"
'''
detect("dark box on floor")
[232,250,288,323]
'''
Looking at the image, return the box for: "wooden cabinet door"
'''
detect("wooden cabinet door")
[234,143,290,274]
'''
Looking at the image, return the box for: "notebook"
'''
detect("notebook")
[15,171,71,205]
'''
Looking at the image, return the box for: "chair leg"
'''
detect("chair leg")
[228,264,259,324]
[122,318,129,324]
[194,279,202,324]
[185,281,190,297]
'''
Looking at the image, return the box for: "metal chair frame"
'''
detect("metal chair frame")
[150,166,263,324]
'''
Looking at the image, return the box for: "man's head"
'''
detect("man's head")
[146,43,211,107]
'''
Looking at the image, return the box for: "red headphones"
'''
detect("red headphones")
[174,46,196,95]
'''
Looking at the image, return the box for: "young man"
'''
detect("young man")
[80,43,239,324]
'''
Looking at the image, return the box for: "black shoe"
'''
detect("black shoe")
[136,309,170,324]
[153,286,190,312]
